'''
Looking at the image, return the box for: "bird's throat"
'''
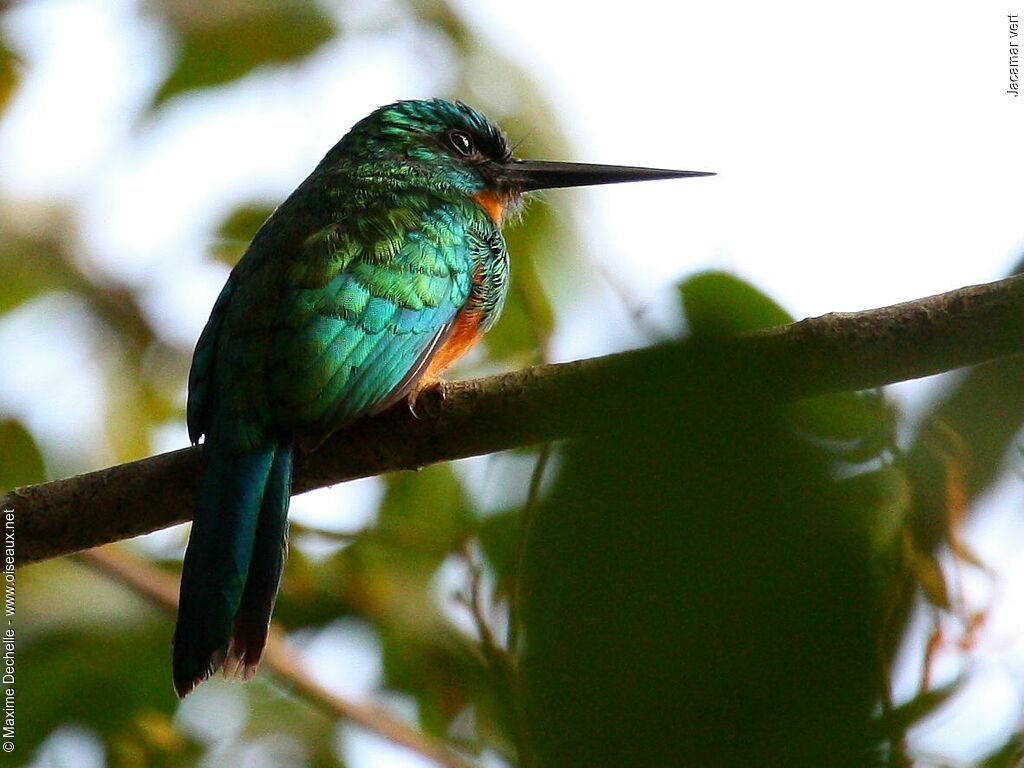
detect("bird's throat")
[473,189,511,225]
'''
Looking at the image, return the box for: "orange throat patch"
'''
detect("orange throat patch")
[473,190,510,225]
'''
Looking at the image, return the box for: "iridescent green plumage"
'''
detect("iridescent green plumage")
[188,102,512,453]
[174,98,713,697]
[176,100,512,697]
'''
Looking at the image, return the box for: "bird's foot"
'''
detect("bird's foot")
[408,377,449,419]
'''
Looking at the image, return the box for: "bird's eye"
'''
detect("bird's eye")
[446,129,475,157]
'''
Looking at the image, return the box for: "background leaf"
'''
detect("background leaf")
[211,202,276,266]
[0,419,46,490]
[680,270,793,336]
[521,341,884,768]
[149,0,337,108]
[0,38,20,121]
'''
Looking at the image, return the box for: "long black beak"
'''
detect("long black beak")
[505,159,715,192]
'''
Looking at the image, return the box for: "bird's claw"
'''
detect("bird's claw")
[408,378,448,419]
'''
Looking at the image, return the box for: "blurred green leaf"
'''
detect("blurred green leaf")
[834,467,912,558]
[211,203,275,266]
[377,605,516,756]
[0,419,46,490]
[377,464,473,556]
[243,684,346,768]
[0,38,21,117]
[903,527,952,612]
[521,339,886,768]
[103,360,156,463]
[407,0,472,51]
[18,627,200,761]
[979,734,1024,768]
[378,623,478,739]
[274,543,354,629]
[907,357,1024,549]
[150,0,337,108]
[0,205,73,315]
[476,510,519,595]
[902,257,1024,552]
[680,270,793,337]
[786,389,897,460]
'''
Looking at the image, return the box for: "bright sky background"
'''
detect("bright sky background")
[2,0,1024,766]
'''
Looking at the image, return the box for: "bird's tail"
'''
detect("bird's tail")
[173,439,293,698]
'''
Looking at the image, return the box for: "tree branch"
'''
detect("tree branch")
[9,274,1024,566]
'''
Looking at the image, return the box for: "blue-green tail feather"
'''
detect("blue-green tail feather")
[227,445,293,678]
[173,440,293,697]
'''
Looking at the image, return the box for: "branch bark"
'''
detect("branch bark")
[8,274,1024,566]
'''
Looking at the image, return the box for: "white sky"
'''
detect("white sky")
[2,0,1024,765]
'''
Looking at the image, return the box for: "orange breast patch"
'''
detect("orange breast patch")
[425,309,484,377]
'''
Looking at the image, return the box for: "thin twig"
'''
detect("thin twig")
[456,541,505,667]
[287,520,364,542]
[591,257,672,344]
[74,546,480,768]
[454,541,530,767]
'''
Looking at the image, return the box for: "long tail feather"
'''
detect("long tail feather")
[225,444,293,678]
[173,441,284,698]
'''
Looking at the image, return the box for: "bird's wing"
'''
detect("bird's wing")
[187,276,236,445]
[199,198,491,450]
[268,265,470,432]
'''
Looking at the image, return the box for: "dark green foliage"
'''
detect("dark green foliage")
[477,510,520,592]
[377,464,474,559]
[520,340,885,768]
[17,627,202,764]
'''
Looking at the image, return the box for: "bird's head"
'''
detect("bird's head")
[329,99,713,224]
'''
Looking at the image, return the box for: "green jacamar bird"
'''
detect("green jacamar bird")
[174,98,713,697]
